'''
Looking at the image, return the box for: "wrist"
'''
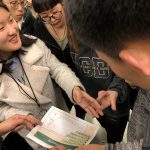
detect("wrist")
[72,86,83,103]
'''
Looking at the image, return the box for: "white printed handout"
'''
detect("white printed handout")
[27,106,98,149]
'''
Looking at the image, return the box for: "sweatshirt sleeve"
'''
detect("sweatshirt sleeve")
[105,140,143,150]
[107,75,129,104]
[36,39,85,103]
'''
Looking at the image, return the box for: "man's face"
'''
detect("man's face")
[96,41,150,89]
[3,0,25,22]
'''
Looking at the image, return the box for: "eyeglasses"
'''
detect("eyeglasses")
[40,11,62,24]
[4,0,25,9]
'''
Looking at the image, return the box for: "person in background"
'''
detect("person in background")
[32,0,86,119]
[32,0,68,62]
[0,2,101,149]
[25,0,37,18]
[1,0,36,34]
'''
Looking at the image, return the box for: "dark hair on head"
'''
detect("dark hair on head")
[32,0,63,13]
[20,33,37,48]
[0,1,9,11]
[64,0,150,59]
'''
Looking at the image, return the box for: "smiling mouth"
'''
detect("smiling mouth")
[9,35,19,43]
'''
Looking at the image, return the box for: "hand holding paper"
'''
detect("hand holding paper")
[27,106,98,149]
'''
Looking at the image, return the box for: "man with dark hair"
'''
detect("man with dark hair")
[48,0,150,149]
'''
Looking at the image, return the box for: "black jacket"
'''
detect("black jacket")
[21,8,37,35]
[32,19,75,69]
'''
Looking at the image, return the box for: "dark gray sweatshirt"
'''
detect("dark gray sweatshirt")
[106,89,150,149]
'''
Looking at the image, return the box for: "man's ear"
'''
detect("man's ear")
[119,50,150,76]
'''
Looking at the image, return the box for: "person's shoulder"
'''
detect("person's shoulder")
[22,34,50,55]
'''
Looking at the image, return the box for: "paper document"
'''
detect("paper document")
[27,106,98,149]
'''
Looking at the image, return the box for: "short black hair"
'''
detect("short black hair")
[64,0,150,59]
[32,0,62,13]
[0,1,9,11]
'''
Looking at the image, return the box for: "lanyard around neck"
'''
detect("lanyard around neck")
[7,56,40,107]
